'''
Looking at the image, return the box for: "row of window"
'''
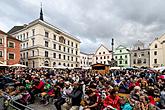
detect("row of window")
[17,29,35,41]
[133,52,148,57]
[0,38,15,48]
[80,61,92,65]
[99,52,106,55]
[134,51,157,56]
[21,39,35,49]
[133,59,147,64]
[21,51,78,62]
[82,57,90,59]
[96,56,110,60]
[119,60,128,64]
[45,32,78,48]
[115,55,127,59]
[0,51,15,59]
[99,61,107,64]
[45,41,78,55]
[45,51,78,61]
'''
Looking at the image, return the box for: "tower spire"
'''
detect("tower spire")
[40,2,44,21]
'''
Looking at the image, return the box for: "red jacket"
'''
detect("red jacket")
[35,81,44,90]
[103,95,120,110]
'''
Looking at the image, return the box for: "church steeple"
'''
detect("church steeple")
[40,2,44,21]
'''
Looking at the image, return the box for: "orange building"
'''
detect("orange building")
[0,30,21,65]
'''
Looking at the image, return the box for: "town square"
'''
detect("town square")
[0,0,165,110]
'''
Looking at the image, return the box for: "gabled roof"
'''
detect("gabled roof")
[8,26,24,34]
[115,45,130,51]
[0,29,21,42]
[95,44,112,55]
[149,33,165,46]
[0,30,6,35]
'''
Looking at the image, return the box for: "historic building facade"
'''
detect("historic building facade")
[80,52,93,68]
[93,44,112,65]
[114,45,131,67]
[8,9,80,68]
[149,34,165,68]
[130,41,150,68]
[0,30,20,65]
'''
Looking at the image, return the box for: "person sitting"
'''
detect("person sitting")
[54,81,73,110]
[12,86,31,110]
[83,89,98,110]
[120,96,132,110]
[103,89,120,110]
[61,81,83,110]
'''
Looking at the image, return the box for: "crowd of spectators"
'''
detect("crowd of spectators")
[0,67,165,110]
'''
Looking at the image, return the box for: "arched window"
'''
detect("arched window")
[138,47,140,50]
[155,44,157,48]
[53,62,56,66]
[63,63,65,66]
[44,61,49,66]
[59,62,61,65]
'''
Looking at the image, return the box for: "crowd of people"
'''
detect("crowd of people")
[0,67,165,110]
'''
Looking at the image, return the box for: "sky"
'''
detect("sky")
[0,0,165,53]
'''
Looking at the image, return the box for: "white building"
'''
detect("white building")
[93,44,112,65]
[8,8,81,68]
[149,34,165,68]
[80,52,93,68]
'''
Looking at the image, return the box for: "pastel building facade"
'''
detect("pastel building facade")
[114,45,131,67]
[131,41,150,68]
[93,44,112,65]
[149,34,165,68]
[0,30,20,65]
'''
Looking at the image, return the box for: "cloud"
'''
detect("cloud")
[0,0,165,53]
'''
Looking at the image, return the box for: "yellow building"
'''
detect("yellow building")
[149,34,165,68]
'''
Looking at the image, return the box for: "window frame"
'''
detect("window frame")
[45,41,49,47]
[45,31,49,38]
[8,41,15,48]
[45,51,48,57]
[0,50,3,57]
[0,38,3,45]
[8,53,15,59]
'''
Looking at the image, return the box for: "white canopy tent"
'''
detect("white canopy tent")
[9,64,27,67]
[54,65,68,69]
[82,66,92,69]
[110,67,121,70]
[39,66,53,69]
[67,67,74,69]
[153,66,165,72]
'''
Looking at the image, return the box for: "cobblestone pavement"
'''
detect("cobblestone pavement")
[27,100,57,110]
[28,103,57,110]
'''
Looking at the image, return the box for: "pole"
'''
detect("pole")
[111,38,114,60]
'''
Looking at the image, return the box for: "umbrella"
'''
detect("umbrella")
[10,64,27,67]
